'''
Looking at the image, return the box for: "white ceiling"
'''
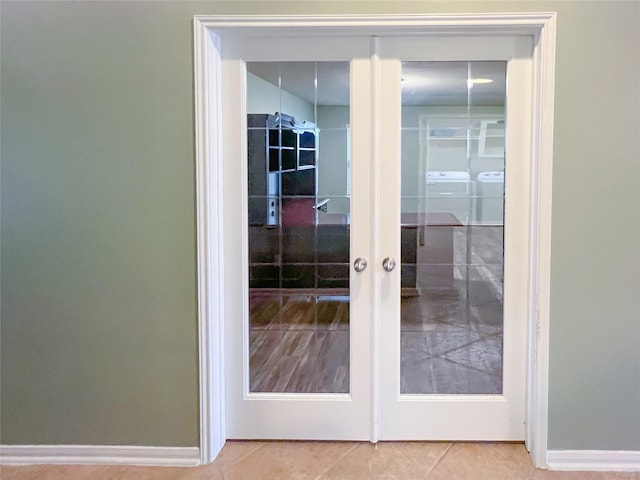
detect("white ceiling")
[247,61,506,107]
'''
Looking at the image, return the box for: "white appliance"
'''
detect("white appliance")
[475,170,504,225]
[425,171,472,224]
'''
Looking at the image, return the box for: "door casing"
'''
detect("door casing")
[193,13,557,468]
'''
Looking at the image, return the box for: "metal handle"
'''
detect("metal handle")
[353,257,368,273]
[382,257,396,272]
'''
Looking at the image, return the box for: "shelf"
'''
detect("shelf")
[248,112,318,226]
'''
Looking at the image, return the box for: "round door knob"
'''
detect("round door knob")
[353,257,368,273]
[382,257,396,272]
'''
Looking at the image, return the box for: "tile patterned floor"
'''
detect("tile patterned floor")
[2,441,637,479]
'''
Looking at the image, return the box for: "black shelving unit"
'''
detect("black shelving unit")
[248,113,322,289]
[248,113,317,226]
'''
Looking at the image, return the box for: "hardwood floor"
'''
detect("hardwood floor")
[249,293,350,393]
[249,226,504,395]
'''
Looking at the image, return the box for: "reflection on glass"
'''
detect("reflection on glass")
[246,62,351,393]
[400,61,507,394]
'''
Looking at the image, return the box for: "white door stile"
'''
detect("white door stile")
[368,37,382,444]
[351,56,375,443]
[501,36,534,440]
[220,56,248,438]
[375,53,403,440]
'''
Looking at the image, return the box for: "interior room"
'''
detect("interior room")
[246,61,509,395]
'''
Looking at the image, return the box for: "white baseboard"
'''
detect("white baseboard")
[0,444,200,466]
[547,450,640,472]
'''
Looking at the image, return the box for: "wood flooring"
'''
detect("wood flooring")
[249,226,504,395]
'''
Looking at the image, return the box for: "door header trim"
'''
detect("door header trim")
[195,13,556,36]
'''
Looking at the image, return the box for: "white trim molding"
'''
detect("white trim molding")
[547,450,640,472]
[193,12,557,467]
[524,11,557,469]
[193,15,226,465]
[0,445,200,466]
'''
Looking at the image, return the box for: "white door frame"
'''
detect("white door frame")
[193,13,557,468]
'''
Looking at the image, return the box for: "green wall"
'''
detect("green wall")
[1,1,639,451]
[0,1,201,446]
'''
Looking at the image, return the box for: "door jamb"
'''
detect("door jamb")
[193,13,557,468]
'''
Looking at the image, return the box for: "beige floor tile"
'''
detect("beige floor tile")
[319,442,451,480]
[115,463,222,480]
[223,441,357,480]
[426,442,535,480]
[394,442,453,471]
[7,445,637,480]
[528,469,635,480]
[0,465,18,480]
[213,440,266,468]
[13,464,126,480]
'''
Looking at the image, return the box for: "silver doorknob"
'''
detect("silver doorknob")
[382,257,396,272]
[353,257,368,273]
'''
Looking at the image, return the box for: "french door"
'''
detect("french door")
[222,33,533,441]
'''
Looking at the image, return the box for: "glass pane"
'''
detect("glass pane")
[400,61,506,394]
[246,62,351,393]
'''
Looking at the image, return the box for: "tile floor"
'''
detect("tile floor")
[1,441,637,480]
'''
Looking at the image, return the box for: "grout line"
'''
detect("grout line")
[424,443,454,479]
[394,442,422,466]
[312,441,360,480]
[216,441,267,470]
[524,464,537,480]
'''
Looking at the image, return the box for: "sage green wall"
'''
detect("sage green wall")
[1,1,638,451]
[0,1,201,446]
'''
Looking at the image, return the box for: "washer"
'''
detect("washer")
[475,170,504,225]
[425,171,472,224]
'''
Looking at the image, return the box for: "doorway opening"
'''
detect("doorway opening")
[193,13,556,467]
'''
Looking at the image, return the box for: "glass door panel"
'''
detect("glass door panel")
[399,61,507,395]
[246,61,352,394]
